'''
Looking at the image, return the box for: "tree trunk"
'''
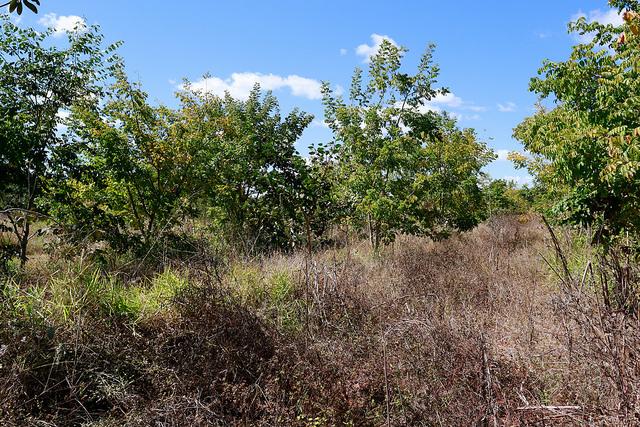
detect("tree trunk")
[19,216,29,267]
[368,213,374,248]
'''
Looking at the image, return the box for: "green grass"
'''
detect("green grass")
[229,264,304,332]
[1,267,189,325]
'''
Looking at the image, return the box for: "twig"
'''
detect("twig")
[516,405,581,411]
[382,334,391,427]
[481,334,497,427]
[541,215,573,283]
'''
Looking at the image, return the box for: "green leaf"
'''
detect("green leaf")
[23,0,37,13]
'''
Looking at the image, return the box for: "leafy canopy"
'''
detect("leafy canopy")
[48,67,207,250]
[514,0,640,243]
[322,39,494,248]
[177,83,313,253]
[0,16,119,263]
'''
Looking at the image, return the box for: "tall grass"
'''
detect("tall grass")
[1,215,637,425]
[2,265,189,325]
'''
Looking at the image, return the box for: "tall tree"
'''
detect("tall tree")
[322,40,493,249]
[0,17,118,265]
[48,67,209,251]
[514,1,640,243]
[178,84,313,253]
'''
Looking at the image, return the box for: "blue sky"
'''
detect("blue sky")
[8,0,625,184]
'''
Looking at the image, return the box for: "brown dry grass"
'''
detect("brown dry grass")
[1,214,636,425]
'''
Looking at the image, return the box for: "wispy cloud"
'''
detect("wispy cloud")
[355,33,398,63]
[423,92,486,118]
[311,119,330,129]
[572,8,623,26]
[186,72,322,100]
[339,48,348,56]
[497,102,517,112]
[9,11,22,24]
[38,13,86,37]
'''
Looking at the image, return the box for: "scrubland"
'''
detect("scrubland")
[2,215,637,426]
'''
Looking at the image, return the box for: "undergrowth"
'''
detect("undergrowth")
[0,215,636,425]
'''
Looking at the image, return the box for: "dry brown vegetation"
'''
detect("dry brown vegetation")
[1,215,639,425]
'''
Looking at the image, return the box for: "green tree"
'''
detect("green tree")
[482,178,531,216]
[178,84,313,253]
[49,67,207,251]
[322,40,493,249]
[514,0,640,243]
[0,17,118,265]
[298,141,343,248]
[420,116,494,232]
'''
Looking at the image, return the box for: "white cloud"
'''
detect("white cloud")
[570,9,623,43]
[447,112,462,121]
[339,48,348,56]
[447,112,481,122]
[422,92,486,116]
[393,91,484,122]
[503,175,534,187]
[285,75,322,99]
[311,119,330,129]
[356,33,398,63]
[497,102,517,112]
[573,9,623,26]
[187,72,322,100]
[394,101,437,116]
[495,149,511,161]
[38,13,86,37]
[428,92,463,108]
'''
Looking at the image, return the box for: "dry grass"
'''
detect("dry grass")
[1,215,637,425]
